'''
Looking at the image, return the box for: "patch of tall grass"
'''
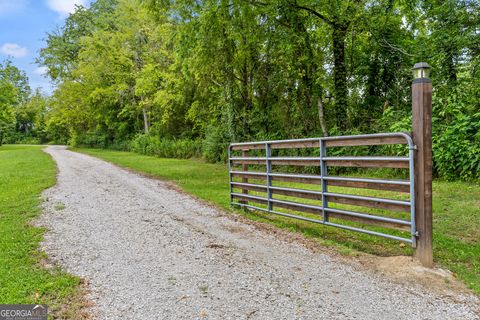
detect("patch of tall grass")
[129,134,203,159]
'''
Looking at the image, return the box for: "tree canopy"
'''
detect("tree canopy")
[3,0,479,179]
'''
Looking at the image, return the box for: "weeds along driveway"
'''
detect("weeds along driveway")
[38,146,479,320]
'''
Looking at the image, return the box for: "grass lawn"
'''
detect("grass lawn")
[0,145,83,317]
[75,147,480,295]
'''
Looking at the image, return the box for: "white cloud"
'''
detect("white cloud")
[0,43,28,58]
[46,0,87,16]
[0,0,27,15]
[34,66,49,76]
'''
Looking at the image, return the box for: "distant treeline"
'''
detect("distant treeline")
[1,0,479,180]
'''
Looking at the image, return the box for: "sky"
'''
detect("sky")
[0,0,91,95]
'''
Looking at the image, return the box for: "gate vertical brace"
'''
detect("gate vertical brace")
[240,149,249,209]
[412,62,433,267]
[266,143,272,211]
[408,146,417,248]
[228,146,233,205]
[320,139,329,222]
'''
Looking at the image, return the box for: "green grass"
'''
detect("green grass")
[75,147,480,294]
[0,145,82,316]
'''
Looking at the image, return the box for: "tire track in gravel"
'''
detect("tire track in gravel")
[38,146,479,320]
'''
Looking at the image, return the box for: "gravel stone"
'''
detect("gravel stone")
[38,146,479,320]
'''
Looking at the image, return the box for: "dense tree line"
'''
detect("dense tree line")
[0,60,50,145]
[2,0,480,179]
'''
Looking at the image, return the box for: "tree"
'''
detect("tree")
[286,0,366,131]
[15,90,49,140]
[0,60,31,145]
[0,81,16,146]
[35,0,480,178]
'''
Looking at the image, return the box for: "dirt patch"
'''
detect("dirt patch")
[224,224,248,234]
[206,243,228,249]
[359,255,474,296]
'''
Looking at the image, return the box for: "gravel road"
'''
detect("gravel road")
[39,146,479,320]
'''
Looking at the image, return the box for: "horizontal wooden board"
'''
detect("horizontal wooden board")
[325,159,409,169]
[325,210,410,231]
[231,140,320,151]
[231,172,267,180]
[232,193,321,214]
[230,143,265,151]
[326,194,410,212]
[231,172,322,184]
[231,183,323,200]
[232,158,409,168]
[232,193,268,205]
[326,179,410,193]
[232,159,319,166]
[231,182,266,193]
[324,136,408,147]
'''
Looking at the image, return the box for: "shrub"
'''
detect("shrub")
[2,131,41,145]
[69,132,108,148]
[382,94,480,180]
[129,134,202,159]
[202,125,230,163]
[433,112,480,180]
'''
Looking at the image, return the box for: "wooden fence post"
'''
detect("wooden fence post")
[412,62,433,267]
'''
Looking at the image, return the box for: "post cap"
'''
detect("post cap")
[412,62,431,81]
[413,62,430,69]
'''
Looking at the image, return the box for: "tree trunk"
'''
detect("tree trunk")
[445,45,457,85]
[142,107,149,134]
[317,97,329,137]
[240,50,253,138]
[332,23,348,130]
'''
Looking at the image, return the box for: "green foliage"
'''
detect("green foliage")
[0,101,15,146]
[129,134,202,158]
[45,112,70,144]
[0,61,22,146]
[382,90,480,180]
[202,125,231,163]
[26,0,480,178]
[0,61,49,145]
[14,90,49,142]
[3,133,41,145]
[0,60,30,103]
[432,93,480,180]
[69,131,109,148]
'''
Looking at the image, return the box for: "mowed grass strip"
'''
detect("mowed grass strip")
[0,145,82,316]
[75,148,480,294]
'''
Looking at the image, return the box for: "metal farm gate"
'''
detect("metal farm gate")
[228,133,417,246]
[227,62,434,266]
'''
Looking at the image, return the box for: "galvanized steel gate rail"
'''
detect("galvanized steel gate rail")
[228,132,417,247]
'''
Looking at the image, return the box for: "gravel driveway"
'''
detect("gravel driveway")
[39,146,479,320]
